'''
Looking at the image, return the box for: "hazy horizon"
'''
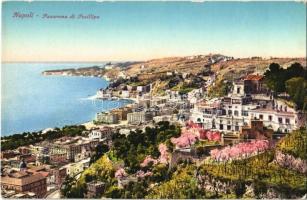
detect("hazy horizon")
[1,54,307,64]
[2,1,306,62]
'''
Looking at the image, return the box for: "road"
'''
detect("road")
[46,190,60,199]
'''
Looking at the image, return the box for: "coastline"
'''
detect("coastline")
[2,67,134,137]
[51,71,137,133]
[80,95,136,130]
[2,93,134,137]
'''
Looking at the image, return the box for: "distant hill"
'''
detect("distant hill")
[210,57,306,81]
[117,54,306,82]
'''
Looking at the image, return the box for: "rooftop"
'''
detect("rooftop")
[1,172,46,186]
[87,180,105,186]
[244,74,263,81]
[250,108,295,115]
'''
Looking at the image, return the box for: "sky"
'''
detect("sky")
[2,1,306,62]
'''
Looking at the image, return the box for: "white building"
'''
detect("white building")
[189,80,300,133]
[165,90,182,101]
[127,111,153,125]
[121,90,130,98]
[88,127,113,141]
[118,71,127,79]
[187,88,204,104]
[63,158,90,177]
[153,115,175,123]
[96,112,118,124]
[249,100,299,132]
[137,86,144,92]
[119,128,131,136]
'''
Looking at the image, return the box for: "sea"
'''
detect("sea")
[1,63,131,136]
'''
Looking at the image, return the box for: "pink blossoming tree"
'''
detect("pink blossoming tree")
[140,143,170,167]
[140,155,158,167]
[158,143,169,164]
[171,129,199,148]
[186,121,221,141]
[275,151,307,173]
[115,168,127,179]
[210,140,270,162]
[136,170,153,178]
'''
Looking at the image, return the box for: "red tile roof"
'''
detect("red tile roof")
[35,171,49,177]
[244,74,263,81]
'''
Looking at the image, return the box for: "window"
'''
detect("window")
[220,124,224,130]
[235,126,239,131]
[278,117,282,124]
[228,110,232,115]
[268,115,272,121]
[212,120,216,129]
[286,118,290,124]
[234,110,239,116]
[259,114,263,120]
[227,125,231,130]
[237,87,241,94]
[242,111,248,116]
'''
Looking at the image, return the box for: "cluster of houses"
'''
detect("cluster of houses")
[190,74,302,136]
[96,82,152,100]
[0,127,116,198]
[96,73,303,142]
[95,89,191,126]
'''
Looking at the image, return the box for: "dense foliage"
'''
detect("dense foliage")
[90,143,110,164]
[1,125,86,151]
[60,125,307,198]
[62,155,115,198]
[111,121,181,173]
[285,77,307,110]
[208,79,231,98]
[62,122,181,198]
[200,150,306,197]
[276,128,307,160]
[264,62,306,109]
[146,164,206,199]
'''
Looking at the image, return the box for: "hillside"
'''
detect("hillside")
[210,57,307,81]
[42,54,306,97]
[112,55,306,96]
[122,55,306,82]
[125,55,214,76]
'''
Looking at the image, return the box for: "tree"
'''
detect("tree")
[105,186,123,198]
[146,165,204,199]
[264,63,286,93]
[234,180,246,198]
[150,164,169,182]
[264,62,307,95]
[286,77,307,110]
[85,173,93,182]
[286,63,306,80]
[61,176,75,197]
[253,179,267,198]
[67,185,86,198]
